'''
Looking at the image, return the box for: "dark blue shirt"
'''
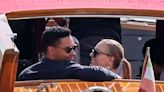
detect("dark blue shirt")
[18,58,118,81]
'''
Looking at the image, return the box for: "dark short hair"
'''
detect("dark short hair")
[142,39,164,66]
[41,26,71,53]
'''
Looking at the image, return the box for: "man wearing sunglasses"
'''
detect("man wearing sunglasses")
[18,26,120,81]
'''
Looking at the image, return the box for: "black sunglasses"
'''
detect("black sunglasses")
[55,44,77,53]
[91,48,111,57]
[64,45,77,53]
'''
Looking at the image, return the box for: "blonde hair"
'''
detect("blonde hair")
[101,39,131,79]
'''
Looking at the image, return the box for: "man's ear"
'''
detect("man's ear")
[47,46,55,56]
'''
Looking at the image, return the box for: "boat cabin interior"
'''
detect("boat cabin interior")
[0,1,164,92]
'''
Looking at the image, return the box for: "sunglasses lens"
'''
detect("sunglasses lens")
[65,45,77,53]
[73,45,77,50]
[91,48,112,57]
[65,48,72,53]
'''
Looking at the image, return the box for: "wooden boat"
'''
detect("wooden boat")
[0,0,164,92]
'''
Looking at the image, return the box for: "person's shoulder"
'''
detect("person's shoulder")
[68,61,82,67]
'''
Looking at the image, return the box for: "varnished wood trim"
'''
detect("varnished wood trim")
[14,79,164,92]
[15,79,81,87]
[121,22,156,31]
[15,79,164,87]
[6,8,164,19]
[0,49,19,92]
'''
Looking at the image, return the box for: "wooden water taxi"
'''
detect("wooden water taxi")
[0,0,164,92]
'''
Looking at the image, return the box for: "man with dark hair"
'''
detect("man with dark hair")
[142,39,164,80]
[18,26,120,81]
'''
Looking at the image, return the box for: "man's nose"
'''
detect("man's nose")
[70,49,76,56]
